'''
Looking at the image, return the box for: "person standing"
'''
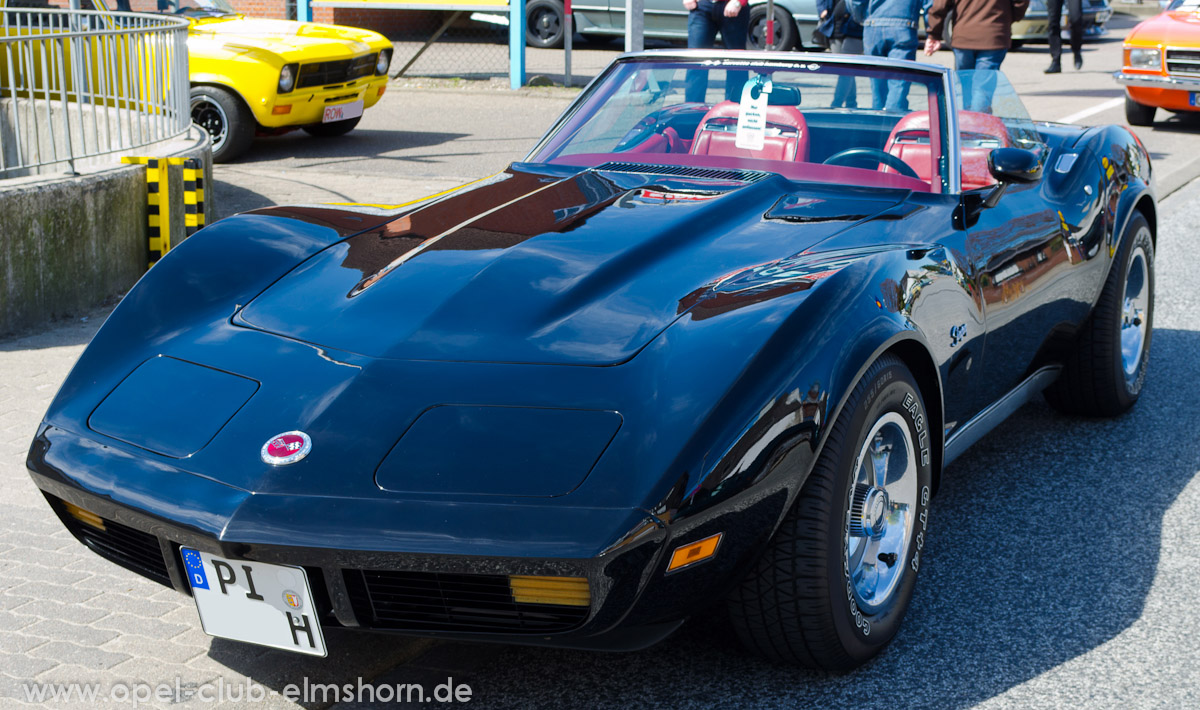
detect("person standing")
[682,0,750,102]
[847,0,927,112]
[924,0,1028,111]
[1045,0,1084,72]
[817,0,864,108]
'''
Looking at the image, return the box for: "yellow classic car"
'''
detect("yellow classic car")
[93,0,393,161]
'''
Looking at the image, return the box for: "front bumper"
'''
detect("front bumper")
[254,75,388,129]
[1114,70,1200,93]
[26,423,781,651]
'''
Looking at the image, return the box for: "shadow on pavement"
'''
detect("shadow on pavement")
[233,130,471,165]
[212,180,277,221]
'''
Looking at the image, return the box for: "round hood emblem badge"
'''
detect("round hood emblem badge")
[261,431,311,465]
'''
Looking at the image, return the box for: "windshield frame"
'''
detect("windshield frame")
[525,50,963,194]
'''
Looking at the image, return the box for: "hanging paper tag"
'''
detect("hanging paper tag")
[735,78,772,151]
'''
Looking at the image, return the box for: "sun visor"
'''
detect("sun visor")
[88,357,259,459]
[375,406,622,497]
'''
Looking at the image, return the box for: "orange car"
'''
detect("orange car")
[1115,0,1200,125]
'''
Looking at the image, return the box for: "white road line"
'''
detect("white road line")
[1058,97,1125,125]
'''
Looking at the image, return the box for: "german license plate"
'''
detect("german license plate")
[323,99,364,123]
[181,548,326,657]
[1191,92,1200,108]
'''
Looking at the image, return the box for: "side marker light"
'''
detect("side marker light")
[667,532,723,573]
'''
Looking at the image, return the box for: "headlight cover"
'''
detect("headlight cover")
[278,63,298,93]
[1127,48,1162,70]
[376,49,392,75]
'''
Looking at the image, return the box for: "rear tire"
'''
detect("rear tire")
[1125,95,1156,127]
[526,0,566,49]
[1045,213,1154,416]
[747,6,799,51]
[190,86,253,163]
[303,116,361,138]
[727,356,933,669]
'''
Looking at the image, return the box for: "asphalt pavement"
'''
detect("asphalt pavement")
[3,15,1200,709]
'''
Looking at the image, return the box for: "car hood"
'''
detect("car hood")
[237,164,912,366]
[190,17,383,57]
[1127,11,1200,45]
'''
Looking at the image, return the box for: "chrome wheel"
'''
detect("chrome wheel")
[845,411,917,614]
[1120,242,1150,385]
[191,95,228,153]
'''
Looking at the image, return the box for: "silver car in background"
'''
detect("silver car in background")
[523,0,1111,50]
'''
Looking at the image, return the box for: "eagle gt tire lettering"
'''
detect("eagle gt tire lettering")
[727,355,932,670]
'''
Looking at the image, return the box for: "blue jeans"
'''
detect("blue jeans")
[863,25,918,112]
[955,48,1006,112]
[685,1,750,103]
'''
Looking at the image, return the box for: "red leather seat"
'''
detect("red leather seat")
[689,101,809,162]
[883,110,1012,190]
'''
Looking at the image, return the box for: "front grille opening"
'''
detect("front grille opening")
[345,569,589,634]
[297,54,377,89]
[48,495,172,587]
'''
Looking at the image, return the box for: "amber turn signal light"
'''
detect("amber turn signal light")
[63,501,105,531]
[271,104,292,115]
[509,575,590,607]
[667,533,722,572]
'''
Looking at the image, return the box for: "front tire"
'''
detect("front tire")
[1125,95,1156,127]
[727,356,933,669]
[190,85,254,163]
[1045,213,1154,416]
[303,116,361,138]
[526,0,566,49]
[747,5,799,51]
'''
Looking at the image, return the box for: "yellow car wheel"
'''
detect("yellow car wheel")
[302,116,362,138]
[190,86,254,163]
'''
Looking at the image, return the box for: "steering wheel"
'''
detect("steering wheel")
[823,148,920,180]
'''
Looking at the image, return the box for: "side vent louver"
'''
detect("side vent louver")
[595,162,772,184]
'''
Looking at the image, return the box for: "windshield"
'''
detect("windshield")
[529,55,953,193]
[110,0,237,17]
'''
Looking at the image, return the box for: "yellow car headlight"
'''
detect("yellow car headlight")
[278,63,298,94]
[376,49,392,76]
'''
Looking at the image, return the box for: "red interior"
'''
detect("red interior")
[689,101,810,163]
[884,110,1012,190]
[550,152,932,193]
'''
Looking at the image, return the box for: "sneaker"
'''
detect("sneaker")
[1045,60,1062,74]
[1074,54,1083,70]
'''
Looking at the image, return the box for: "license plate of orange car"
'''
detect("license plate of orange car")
[181,548,327,656]
[323,99,364,123]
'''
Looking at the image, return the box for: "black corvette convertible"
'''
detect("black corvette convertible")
[27,52,1155,670]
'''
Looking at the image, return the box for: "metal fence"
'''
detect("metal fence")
[0,6,189,177]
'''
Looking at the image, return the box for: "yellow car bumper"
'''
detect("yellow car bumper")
[252,74,388,128]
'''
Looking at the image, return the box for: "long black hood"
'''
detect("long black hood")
[237,165,910,365]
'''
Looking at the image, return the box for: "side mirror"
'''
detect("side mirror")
[988,147,1043,184]
[979,148,1043,210]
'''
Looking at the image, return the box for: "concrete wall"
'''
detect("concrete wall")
[0,128,213,336]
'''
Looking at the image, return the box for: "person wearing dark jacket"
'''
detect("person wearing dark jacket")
[924,0,1028,111]
[817,0,864,107]
[1045,0,1084,72]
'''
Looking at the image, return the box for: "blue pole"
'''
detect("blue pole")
[509,0,526,89]
[298,0,311,23]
